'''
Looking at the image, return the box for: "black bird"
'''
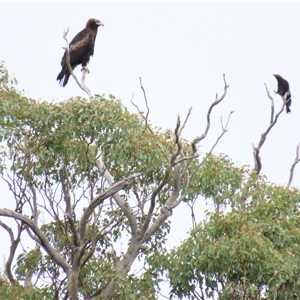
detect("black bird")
[273,74,292,113]
[57,18,104,87]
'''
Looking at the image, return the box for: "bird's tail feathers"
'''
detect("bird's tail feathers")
[56,67,70,87]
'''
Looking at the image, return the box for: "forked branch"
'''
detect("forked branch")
[191,73,229,152]
[252,83,285,174]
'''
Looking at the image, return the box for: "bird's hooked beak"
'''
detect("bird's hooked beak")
[96,19,104,26]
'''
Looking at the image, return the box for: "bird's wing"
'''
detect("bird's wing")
[67,29,95,66]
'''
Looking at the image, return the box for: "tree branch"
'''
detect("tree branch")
[191,73,229,152]
[287,142,300,188]
[174,111,233,209]
[141,114,185,234]
[252,83,285,174]
[143,164,181,241]
[0,209,69,273]
[138,77,150,126]
[0,220,24,284]
[62,28,92,98]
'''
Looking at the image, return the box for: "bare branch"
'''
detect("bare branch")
[141,113,185,234]
[252,84,285,174]
[265,83,275,124]
[191,73,229,152]
[62,28,92,98]
[143,164,181,241]
[287,142,300,188]
[0,209,69,273]
[178,107,193,137]
[174,111,233,209]
[139,77,150,124]
[131,77,154,138]
[187,199,197,229]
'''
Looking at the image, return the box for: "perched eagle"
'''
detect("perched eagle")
[273,74,292,113]
[57,18,104,87]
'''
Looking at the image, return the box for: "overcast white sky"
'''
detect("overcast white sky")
[1,1,300,296]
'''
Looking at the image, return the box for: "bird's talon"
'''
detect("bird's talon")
[81,66,90,74]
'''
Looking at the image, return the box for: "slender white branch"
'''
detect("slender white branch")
[62,28,92,98]
[287,142,300,188]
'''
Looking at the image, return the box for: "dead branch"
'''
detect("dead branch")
[139,77,150,125]
[287,142,300,188]
[62,28,92,98]
[173,111,233,209]
[252,83,285,175]
[178,107,193,136]
[265,83,275,124]
[191,73,229,152]
[131,77,155,139]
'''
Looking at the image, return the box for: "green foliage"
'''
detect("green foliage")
[0,64,186,298]
[3,62,300,300]
[15,248,42,281]
[189,154,244,206]
[162,169,300,299]
[0,77,175,193]
[0,61,17,89]
[0,275,52,300]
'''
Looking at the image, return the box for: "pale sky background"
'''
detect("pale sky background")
[1,1,300,298]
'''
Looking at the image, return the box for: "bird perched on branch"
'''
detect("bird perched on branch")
[273,74,292,113]
[57,18,104,87]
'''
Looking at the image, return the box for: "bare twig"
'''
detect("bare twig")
[191,73,229,152]
[139,77,150,125]
[131,77,154,138]
[252,84,285,174]
[187,199,197,229]
[173,111,233,209]
[178,107,193,136]
[265,83,275,124]
[62,28,92,98]
[287,142,300,188]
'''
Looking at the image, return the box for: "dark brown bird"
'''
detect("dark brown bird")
[57,18,104,87]
[273,74,292,113]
